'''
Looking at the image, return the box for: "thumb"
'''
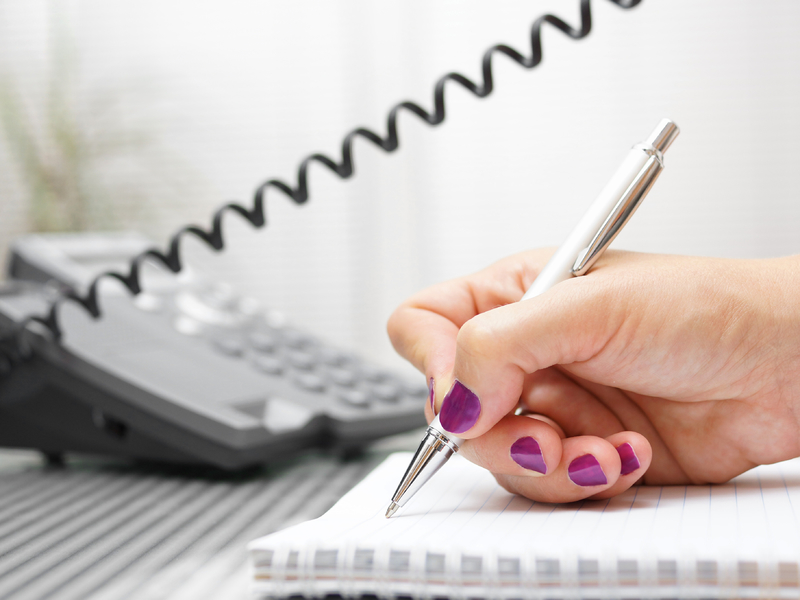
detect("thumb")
[437,276,620,438]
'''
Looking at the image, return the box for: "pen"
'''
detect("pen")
[386,118,680,518]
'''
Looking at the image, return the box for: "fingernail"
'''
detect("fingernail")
[428,377,436,413]
[616,443,640,475]
[510,437,547,474]
[568,454,607,487]
[439,379,481,434]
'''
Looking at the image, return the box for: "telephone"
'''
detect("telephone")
[0,0,640,469]
[0,232,428,468]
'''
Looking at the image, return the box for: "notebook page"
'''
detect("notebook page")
[249,453,800,598]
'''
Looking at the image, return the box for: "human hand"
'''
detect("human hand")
[387,249,800,502]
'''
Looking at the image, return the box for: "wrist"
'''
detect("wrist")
[754,256,800,455]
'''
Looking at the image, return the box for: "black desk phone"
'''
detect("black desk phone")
[0,233,428,468]
[0,0,639,468]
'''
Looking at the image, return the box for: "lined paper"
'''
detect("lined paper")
[249,453,800,599]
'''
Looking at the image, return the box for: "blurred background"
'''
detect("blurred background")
[0,0,798,377]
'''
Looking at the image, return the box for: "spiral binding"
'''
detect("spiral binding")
[0,0,642,375]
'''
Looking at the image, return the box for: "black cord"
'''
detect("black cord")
[0,0,642,373]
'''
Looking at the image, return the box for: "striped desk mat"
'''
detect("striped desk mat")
[0,449,387,600]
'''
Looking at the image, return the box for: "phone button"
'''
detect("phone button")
[317,347,352,366]
[329,368,356,387]
[214,338,245,357]
[337,389,370,408]
[173,315,203,336]
[294,373,326,392]
[133,292,163,313]
[249,331,278,353]
[281,328,315,349]
[360,364,387,383]
[287,350,315,371]
[253,355,284,375]
[371,382,400,403]
[263,398,315,433]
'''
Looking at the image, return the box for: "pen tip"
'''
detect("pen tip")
[385,502,399,519]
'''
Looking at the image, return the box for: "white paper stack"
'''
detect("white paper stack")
[249,453,800,599]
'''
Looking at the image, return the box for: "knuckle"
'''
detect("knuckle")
[456,315,499,361]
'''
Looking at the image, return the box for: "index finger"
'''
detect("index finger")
[386,248,555,403]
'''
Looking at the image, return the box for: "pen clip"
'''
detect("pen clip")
[571,147,663,277]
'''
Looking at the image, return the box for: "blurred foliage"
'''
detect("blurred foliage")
[0,1,189,234]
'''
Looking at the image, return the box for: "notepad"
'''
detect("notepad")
[248,452,800,599]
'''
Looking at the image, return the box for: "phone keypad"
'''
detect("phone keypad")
[207,325,426,410]
[167,280,427,410]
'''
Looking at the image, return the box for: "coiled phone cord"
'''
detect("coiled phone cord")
[0,0,642,374]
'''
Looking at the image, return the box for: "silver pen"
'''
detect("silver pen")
[386,118,680,518]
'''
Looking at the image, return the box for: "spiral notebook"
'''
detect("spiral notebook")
[248,452,800,599]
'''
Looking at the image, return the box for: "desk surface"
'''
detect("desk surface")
[0,431,421,600]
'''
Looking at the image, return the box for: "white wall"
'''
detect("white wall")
[1,0,799,376]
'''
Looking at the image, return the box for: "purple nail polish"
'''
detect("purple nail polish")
[510,437,547,474]
[439,380,481,434]
[568,454,607,487]
[617,443,640,475]
[428,378,435,412]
